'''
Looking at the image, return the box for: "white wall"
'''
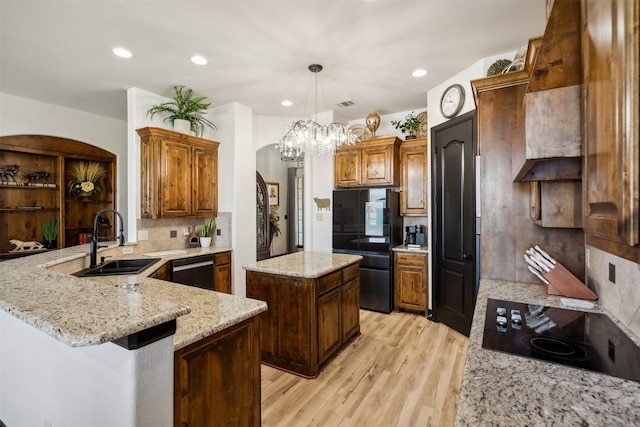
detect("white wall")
[0,92,128,227]
[0,311,173,427]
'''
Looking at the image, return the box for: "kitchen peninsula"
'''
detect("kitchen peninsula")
[455,280,640,425]
[0,244,267,427]
[244,251,362,378]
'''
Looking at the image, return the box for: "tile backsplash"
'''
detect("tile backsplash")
[135,212,231,253]
[586,245,640,337]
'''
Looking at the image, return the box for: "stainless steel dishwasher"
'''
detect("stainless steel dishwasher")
[170,254,214,290]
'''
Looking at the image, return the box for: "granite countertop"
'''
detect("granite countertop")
[0,244,266,350]
[392,244,429,254]
[243,251,363,278]
[455,279,640,426]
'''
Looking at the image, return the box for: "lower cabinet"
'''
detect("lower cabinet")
[213,251,232,294]
[174,316,261,427]
[246,262,360,378]
[394,252,428,314]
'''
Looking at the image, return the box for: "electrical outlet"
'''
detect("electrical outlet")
[609,262,616,284]
[170,230,177,238]
[122,246,134,255]
[216,228,221,236]
[316,212,323,221]
[183,228,189,236]
[137,230,149,241]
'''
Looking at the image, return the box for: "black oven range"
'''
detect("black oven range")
[481,298,640,383]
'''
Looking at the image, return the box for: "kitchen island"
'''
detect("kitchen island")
[0,244,267,427]
[455,279,640,425]
[244,251,362,378]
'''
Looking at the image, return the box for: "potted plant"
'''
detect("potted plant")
[42,218,58,249]
[391,111,421,140]
[199,218,215,247]
[147,85,217,137]
[68,161,106,200]
[269,206,281,241]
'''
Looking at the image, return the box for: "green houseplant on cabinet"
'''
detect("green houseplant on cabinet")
[41,218,58,249]
[199,218,215,247]
[391,112,421,140]
[147,85,217,137]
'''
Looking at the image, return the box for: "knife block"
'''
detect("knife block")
[542,263,598,300]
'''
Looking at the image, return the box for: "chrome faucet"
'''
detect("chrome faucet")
[90,209,125,268]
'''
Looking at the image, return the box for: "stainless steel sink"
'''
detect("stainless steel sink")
[74,258,161,277]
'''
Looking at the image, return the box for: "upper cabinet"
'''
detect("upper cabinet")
[137,127,219,219]
[582,0,640,262]
[514,0,583,182]
[334,136,401,188]
[399,138,428,216]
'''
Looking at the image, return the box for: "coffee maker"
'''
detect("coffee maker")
[405,225,426,246]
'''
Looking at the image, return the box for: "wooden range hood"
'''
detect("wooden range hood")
[513,0,583,182]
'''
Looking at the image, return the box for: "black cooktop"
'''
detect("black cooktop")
[482,298,640,383]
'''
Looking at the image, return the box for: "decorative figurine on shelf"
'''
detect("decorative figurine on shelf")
[365,112,381,139]
[28,171,51,184]
[9,239,45,252]
[0,164,20,183]
[68,161,106,200]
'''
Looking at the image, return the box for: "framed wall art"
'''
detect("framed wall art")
[266,182,279,206]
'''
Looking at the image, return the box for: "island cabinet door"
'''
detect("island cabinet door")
[318,287,342,364]
[341,277,360,341]
[246,273,278,357]
[174,317,261,427]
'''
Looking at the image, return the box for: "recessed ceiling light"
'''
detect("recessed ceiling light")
[112,47,132,58]
[281,100,293,107]
[191,55,207,65]
[412,69,428,78]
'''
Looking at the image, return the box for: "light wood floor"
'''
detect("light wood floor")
[261,309,469,427]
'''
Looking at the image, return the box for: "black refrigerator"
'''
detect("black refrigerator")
[332,188,402,313]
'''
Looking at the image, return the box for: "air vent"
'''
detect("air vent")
[336,100,356,108]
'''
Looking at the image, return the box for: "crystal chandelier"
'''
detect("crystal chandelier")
[277,64,357,161]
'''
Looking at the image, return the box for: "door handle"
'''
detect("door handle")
[463,253,473,261]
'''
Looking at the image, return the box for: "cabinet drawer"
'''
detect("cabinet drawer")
[318,270,342,294]
[395,252,426,267]
[214,251,231,265]
[342,262,359,283]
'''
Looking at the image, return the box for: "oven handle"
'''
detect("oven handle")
[172,260,213,272]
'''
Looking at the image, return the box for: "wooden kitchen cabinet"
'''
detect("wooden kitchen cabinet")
[582,0,640,262]
[137,127,219,219]
[174,316,261,427]
[246,261,360,378]
[213,251,232,294]
[400,138,428,216]
[0,135,116,256]
[394,252,428,314]
[334,136,401,187]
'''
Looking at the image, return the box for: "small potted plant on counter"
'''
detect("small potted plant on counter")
[199,218,215,247]
[42,218,58,249]
[391,111,421,140]
[147,85,217,137]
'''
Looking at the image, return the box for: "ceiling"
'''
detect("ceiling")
[0,0,546,123]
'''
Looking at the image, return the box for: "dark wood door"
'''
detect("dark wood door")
[431,111,477,336]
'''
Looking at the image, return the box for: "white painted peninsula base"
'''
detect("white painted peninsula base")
[0,311,173,427]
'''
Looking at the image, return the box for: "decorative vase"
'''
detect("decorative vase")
[173,119,191,135]
[200,236,212,248]
[365,113,381,139]
[44,239,57,250]
[78,190,94,201]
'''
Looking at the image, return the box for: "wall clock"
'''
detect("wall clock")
[440,84,465,119]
